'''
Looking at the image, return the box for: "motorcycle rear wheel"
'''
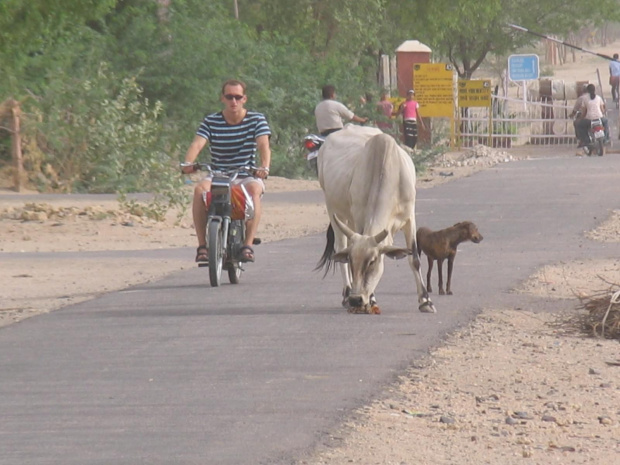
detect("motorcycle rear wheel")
[228,264,242,284]
[596,139,605,156]
[227,220,245,284]
[308,157,318,176]
[208,220,224,287]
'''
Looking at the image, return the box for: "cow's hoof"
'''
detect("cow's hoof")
[419,301,436,313]
[370,305,381,315]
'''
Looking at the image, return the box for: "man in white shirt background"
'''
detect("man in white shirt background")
[314,84,368,137]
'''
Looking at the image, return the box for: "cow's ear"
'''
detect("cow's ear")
[332,251,350,263]
[382,246,411,260]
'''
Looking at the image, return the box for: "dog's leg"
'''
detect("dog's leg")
[446,254,455,295]
[437,258,445,295]
[426,256,434,293]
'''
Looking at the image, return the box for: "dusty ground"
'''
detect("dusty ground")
[1,42,619,464]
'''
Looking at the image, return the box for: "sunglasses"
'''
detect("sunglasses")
[224,94,245,101]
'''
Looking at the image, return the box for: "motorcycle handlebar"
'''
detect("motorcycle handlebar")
[180,162,265,177]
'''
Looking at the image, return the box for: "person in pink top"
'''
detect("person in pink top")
[398,89,426,149]
[375,92,394,132]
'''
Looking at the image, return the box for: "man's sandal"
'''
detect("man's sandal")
[238,245,255,263]
[196,246,208,263]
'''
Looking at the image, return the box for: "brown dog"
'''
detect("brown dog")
[416,221,483,295]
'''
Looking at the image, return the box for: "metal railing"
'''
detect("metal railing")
[455,95,576,148]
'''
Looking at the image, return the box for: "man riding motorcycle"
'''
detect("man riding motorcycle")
[182,79,271,264]
[575,84,609,148]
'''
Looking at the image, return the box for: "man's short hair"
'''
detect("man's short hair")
[614,53,619,59]
[221,79,247,95]
[322,85,336,99]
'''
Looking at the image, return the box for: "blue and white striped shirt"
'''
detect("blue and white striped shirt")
[197,111,271,173]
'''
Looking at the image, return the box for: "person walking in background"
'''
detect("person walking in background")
[609,53,620,103]
[398,89,426,149]
[376,92,394,132]
[314,84,368,137]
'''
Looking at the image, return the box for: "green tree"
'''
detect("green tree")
[392,0,620,79]
[0,0,116,93]
[236,0,386,55]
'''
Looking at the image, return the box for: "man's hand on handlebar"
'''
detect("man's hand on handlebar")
[180,162,198,174]
[254,167,269,180]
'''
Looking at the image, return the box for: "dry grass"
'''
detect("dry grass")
[577,283,620,339]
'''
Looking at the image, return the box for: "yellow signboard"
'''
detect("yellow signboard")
[413,63,455,117]
[458,79,492,107]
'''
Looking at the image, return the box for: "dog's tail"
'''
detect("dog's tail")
[315,223,335,277]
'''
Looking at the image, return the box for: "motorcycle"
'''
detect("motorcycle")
[303,134,325,175]
[583,118,606,157]
[181,163,256,287]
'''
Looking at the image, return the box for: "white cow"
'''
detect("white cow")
[316,125,435,314]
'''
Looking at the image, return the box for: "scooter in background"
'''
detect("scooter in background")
[583,118,606,156]
[303,134,325,175]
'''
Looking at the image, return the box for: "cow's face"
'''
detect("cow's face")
[332,216,410,312]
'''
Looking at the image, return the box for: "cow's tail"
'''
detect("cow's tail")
[314,223,335,277]
[414,229,422,257]
[412,236,422,270]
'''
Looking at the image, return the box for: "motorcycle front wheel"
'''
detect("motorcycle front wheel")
[208,219,224,287]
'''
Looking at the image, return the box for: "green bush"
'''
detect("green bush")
[26,63,186,216]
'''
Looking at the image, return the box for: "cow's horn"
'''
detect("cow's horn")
[373,229,388,244]
[332,214,355,239]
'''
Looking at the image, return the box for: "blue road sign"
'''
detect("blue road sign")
[508,54,539,81]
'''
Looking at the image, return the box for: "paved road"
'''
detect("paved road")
[1,153,619,464]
